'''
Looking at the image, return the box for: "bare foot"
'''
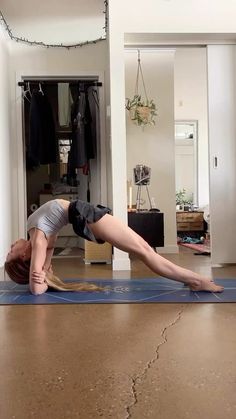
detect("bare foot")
[190,279,224,293]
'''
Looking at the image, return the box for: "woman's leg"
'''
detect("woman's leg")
[89,214,223,292]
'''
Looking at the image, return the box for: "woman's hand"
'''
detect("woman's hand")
[31,270,46,284]
[30,270,48,295]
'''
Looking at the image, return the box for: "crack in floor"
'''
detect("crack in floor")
[125,306,185,419]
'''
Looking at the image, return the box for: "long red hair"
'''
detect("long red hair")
[4,259,105,291]
[4,259,30,284]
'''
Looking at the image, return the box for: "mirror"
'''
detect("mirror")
[175,120,198,206]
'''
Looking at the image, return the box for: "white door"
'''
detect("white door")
[207,45,236,264]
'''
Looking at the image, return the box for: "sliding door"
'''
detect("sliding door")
[207,45,236,264]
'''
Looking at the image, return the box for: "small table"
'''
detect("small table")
[176,211,204,233]
[128,211,164,247]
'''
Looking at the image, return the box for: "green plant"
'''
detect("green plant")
[176,189,193,205]
[126,95,157,126]
[126,50,157,127]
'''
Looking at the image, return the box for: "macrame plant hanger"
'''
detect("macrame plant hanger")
[126,49,157,126]
[135,49,148,103]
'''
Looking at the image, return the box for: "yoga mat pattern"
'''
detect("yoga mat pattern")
[0,278,234,304]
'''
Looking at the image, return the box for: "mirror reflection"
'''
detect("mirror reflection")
[175,120,198,208]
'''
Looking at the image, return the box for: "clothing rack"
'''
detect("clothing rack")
[18,80,102,87]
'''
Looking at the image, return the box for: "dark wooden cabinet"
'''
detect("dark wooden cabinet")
[128,211,164,247]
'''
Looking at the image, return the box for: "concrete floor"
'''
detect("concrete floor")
[1,247,236,419]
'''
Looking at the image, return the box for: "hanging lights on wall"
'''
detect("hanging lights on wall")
[0,1,108,50]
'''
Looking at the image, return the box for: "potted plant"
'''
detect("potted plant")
[126,95,157,126]
[126,50,157,127]
[176,189,193,210]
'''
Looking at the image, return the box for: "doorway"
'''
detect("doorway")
[122,35,236,267]
[21,77,102,257]
[125,46,210,254]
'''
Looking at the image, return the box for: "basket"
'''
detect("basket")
[84,241,112,264]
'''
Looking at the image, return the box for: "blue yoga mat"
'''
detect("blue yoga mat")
[0,278,234,304]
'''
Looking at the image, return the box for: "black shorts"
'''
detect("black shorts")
[68,200,111,243]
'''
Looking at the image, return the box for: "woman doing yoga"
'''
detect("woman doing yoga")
[5,199,224,295]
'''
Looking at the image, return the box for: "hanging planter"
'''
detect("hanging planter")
[126,95,157,126]
[126,50,157,127]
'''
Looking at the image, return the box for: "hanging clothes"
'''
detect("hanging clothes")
[27,90,57,168]
[87,86,98,160]
[58,83,73,127]
[84,90,96,161]
[67,85,96,175]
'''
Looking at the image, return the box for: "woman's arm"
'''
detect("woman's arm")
[43,247,54,273]
[43,234,57,272]
[29,229,48,295]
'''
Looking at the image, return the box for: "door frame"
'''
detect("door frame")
[15,70,107,238]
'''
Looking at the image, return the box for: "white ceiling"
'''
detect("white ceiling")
[2,2,235,48]
[0,0,106,45]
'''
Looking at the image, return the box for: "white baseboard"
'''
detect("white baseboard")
[156,245,179,254]
[211,264,224,268]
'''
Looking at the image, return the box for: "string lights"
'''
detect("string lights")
[0,0,108,50]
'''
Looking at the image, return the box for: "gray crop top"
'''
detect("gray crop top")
[27,200,68,238]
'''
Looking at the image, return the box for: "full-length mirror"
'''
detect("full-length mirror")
[175,120,198,207]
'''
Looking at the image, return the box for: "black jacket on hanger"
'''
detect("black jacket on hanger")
[27,90,57,168]
[67,86,96,174]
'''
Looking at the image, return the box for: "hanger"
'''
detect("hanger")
[91,88,99,109]
[22,82,32,103]
[38,83,44,95]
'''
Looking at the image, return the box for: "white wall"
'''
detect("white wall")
[0,27,11,267]
[109,0,236,33]
[8,40,110,241]
[174,48,209,207]
[108,0,236,266]
[108,35,131,269]
[125,50,177,252]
